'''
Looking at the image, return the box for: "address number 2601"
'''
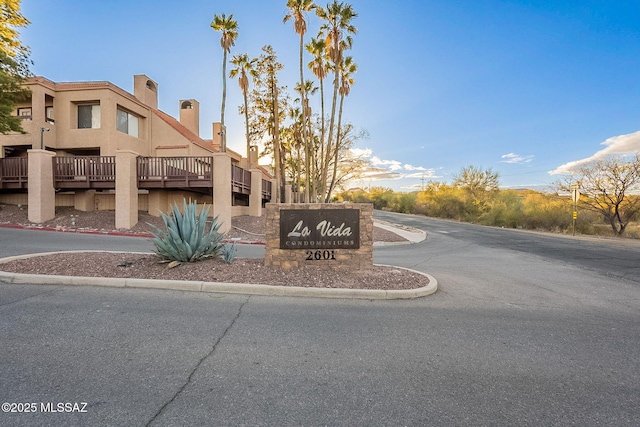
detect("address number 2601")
[305,250,337,261]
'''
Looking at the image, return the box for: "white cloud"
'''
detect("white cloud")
[550,130,640,175]
[361,169,403,180]
[405,171,438,179]
[370,156,403,171]
[404,164,428,171]
[349,147,373,158]
[501,152,534,164]
[346,147,440,187]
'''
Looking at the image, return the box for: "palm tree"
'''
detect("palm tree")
[306,37,328,202]
[229,53,258,162]
[316,1,357,201]
[284,0,315,202]
[211,13,238,151]
[294,80,318,200]
[328,56,356,198]
[286,106,303,201]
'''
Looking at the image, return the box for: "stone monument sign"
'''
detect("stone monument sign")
[265,203,373,270]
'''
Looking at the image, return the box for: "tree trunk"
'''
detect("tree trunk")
[327,93,345,202]
[221,51,227,125]
[314,77,325,203]
[613,205,627,235]
[272,78,281,203]
[299,33,309,205]
[243,89,250,164]
[220,50,228,152]
[322,71,339,202]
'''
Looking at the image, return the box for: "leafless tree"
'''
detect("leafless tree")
[558,154,640,235]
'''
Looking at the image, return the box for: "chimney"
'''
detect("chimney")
[213,122,226,152]
[249,145,258,168]
[179,99,199,136]
[133,75,158,109]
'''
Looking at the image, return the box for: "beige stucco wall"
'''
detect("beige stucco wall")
[27,149,56,223]
[2,83,56,153]
[1,75,273,229]
[55,88,151,156]
[0,193,28,205]
[151,114,196,155]
[3,80,153,157]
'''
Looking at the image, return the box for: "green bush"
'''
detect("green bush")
[478,191,522,228]
[149,199,224,267]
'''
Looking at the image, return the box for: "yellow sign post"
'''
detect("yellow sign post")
[571,185,580,236]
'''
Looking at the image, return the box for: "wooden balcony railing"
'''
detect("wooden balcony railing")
[262,179,272,200]
[232,164,251,195]
[0,157,28,189]
[137,156,213,189]
[53,156,116,189]
[1,156,264,197]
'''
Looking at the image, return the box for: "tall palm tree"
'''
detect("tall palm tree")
[284,0,315,202]
[316,1,357,201]
[286,106,303,201]
[211,13,238,151]
[328,56,356,198]
[306,36,328,202]
[294,79,318,199]
[229,53,258,162]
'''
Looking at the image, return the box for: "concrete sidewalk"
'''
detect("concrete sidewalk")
[373,220,426,245]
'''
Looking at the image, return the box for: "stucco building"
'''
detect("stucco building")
[0,75,274,232]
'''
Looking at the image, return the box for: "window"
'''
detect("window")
[78,104,100,129]
[46,106,54,124]
[116,108,139,137]
[17,108,32,120]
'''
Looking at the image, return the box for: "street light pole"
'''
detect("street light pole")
[40,127,50,150]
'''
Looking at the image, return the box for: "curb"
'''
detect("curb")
[0,251,438,300]
[373,220,426,244]
[0,223,154,238]
[1,222,427,246]
[0,224,266,245]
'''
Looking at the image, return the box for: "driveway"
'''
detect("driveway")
[1,214,639,426]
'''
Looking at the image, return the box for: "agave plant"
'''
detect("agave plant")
[221,242,237,264]
[149,199,224,267]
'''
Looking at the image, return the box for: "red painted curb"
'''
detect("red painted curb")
[0,223,265,245]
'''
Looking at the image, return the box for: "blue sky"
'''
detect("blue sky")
[20,0,640,191]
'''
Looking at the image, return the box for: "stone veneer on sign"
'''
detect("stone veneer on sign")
[265,203,374,270]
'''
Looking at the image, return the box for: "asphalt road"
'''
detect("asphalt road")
[373,210,640,284]
[0,227,265,259]
[1,214,639,426]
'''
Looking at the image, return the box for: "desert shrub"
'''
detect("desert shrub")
[519,192,570,231]
[420,185,474,221]
[388,192,417,214]
[368,187,396,210]
[149,199,224,267]
[336,189,372,204]
[478,190,523,228]
[624,221,640,238]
